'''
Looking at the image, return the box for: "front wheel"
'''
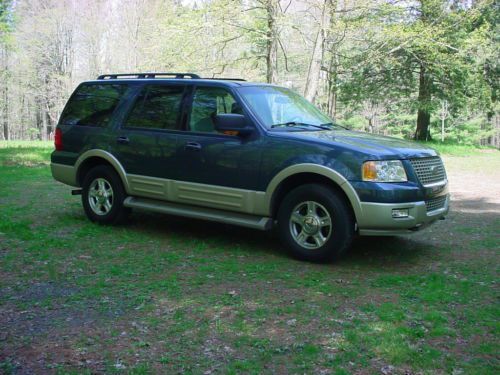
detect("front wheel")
[277,184,354,262]
[82,165,129,224]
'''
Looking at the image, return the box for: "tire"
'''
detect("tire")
[277,184,354,262]
[81,165,129,224]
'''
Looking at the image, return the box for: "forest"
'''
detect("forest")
[0,0,498,146]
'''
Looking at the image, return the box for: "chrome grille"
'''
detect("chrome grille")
[409,157,446,185]
[425,196,447,212]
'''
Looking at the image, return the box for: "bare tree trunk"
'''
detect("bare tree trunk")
[304,0,332,102]
[415,63,432,141]
[265,0,279,84]
[326,51,338,118]
[2,48,9,141]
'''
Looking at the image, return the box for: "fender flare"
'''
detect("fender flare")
[75,150,130,193]
[264,163,362,222]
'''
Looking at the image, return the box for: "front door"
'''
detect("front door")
[175,85,263,213]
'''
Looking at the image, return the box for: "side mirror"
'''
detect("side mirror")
[214,114,254,137]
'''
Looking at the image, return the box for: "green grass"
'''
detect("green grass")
[416,140,497,156]
[0,140,53,166]
[0,141,499,374]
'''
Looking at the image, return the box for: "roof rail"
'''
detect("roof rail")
[205,77,246,81]
[97,72,201,80]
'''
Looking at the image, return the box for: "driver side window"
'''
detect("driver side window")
[189,87,242,133]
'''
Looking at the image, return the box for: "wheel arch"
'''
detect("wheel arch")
[75,150,129,192]
[266,164,362,223]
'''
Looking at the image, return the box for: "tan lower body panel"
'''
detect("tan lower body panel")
[126,174,269,216]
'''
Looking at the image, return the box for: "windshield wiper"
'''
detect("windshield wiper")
[321,122,348,130]
[270,121,332,130]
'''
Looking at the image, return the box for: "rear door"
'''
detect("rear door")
[112,83,187,198]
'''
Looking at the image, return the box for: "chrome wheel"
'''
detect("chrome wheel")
[289,200,332,249]
[88,178,114,216]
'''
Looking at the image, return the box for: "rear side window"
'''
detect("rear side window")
[59,84,128,127]
[124,85,185,130]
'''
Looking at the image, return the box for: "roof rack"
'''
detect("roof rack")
[97,72,201,80]
[206,77,246,81]
[96,73,246,81]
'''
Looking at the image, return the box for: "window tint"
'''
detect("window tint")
[60,84,128,127]
[125,85,184,130]
[189,87,241,133]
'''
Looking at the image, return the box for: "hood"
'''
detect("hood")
[276,129,438,159]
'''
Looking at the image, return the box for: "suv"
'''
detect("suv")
[51,72,449,262]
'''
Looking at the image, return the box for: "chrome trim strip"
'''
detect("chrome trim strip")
[423,179,448,188]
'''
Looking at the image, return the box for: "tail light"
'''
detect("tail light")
[54,128,63,151]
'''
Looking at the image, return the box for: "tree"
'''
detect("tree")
[304,0,333,101]
[0,0,12,140]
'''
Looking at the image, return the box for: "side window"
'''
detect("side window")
[59,84,128,127]
[125,85,185,130]
[189,87,242,133]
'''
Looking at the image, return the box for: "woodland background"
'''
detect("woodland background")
[0,0,498,146]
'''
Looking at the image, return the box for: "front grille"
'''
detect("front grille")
[409,157,446,185]
[425,195,447,212]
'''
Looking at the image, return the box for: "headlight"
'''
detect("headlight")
[362,160,407,182]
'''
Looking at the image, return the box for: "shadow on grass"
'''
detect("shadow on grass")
[124,210,438,268]
[56,196,497,271]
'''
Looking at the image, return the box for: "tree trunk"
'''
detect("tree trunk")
[265,0,278,84]
[304,0,332,102]
[415,63,432,141]
[326,49,339,119]
[2,48,9,141]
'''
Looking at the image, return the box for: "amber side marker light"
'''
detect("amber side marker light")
[362,161,378,181]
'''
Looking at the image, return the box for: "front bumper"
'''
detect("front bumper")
[357,194,449,236]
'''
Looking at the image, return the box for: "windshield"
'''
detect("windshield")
[237,86,332,130]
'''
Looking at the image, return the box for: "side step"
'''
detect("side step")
[123,197,273,231]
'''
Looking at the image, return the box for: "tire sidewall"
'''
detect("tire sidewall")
[82,166,126,224]
[277,184,354,262]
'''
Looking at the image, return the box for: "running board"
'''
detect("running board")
[123,197,273,231]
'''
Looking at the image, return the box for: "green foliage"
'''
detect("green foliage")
[336,0,497,143]
[0,0,498,147]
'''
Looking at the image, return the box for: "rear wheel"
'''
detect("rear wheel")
[82,165,129,224]
[277,184,354,262]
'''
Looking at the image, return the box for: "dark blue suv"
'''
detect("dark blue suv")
[51,73,449,262]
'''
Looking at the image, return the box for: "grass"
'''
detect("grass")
[0,141,499,374]
[416,140,496,156]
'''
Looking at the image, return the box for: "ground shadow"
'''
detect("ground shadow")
[119,196,499,267]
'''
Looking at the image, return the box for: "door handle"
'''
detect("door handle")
[116,136,130,145]
[184,141,202,151]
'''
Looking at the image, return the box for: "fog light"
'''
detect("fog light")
[392,209,409,218]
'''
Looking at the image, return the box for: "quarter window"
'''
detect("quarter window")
[125,85,185,130]
[189,87,242,133]
[59,84,128,127]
